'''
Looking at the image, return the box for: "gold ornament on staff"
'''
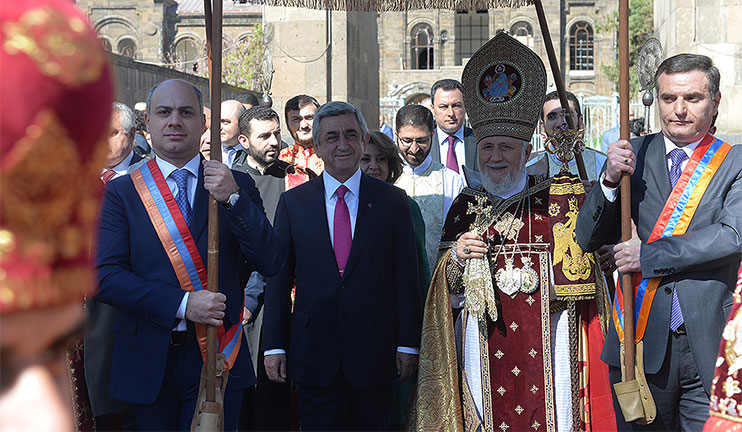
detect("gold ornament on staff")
[544,114,586,174]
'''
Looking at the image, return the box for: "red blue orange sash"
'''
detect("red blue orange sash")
[130,159,242,370]
[613,134,732,344]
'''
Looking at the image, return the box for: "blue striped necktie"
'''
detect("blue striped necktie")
[668,148,688,332]
[171,169,192,226]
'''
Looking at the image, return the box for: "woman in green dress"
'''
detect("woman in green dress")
[360,131,430,429]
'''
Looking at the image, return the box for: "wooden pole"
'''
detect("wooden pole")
[618,0,634,382]
[533,0,588,181]
[204,0,222,404]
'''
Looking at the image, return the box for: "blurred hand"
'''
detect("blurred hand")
[396,352,418,381]
[265,354,287,383]
[582,179,597,194]
[242,307,253,326]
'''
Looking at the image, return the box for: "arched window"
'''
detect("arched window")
[569,21,594,71]
[175,37,201,73]
[100,37,112,52]
[455,10,488,66]
[410,24,434,70]
[509,20,534,49]
[117,38,137,59]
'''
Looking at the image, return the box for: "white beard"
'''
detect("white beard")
[480,164,526,197]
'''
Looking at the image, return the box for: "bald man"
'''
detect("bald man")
[220,100,247,168]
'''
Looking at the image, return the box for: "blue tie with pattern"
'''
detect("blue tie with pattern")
[171,169,192,226]
[668,148,688,332]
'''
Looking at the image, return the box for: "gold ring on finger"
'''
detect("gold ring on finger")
[463,245,471,254]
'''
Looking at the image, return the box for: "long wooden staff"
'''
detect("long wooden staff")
[618,0,634,383]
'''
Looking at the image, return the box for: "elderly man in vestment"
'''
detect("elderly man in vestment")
[413,32,613,432]
[393,104,464,273]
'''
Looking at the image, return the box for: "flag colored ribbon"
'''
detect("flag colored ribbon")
[613,134,732,344]
[131,159,242,370]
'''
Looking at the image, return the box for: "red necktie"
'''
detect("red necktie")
[333,185,352,274]
[101,169,116,184]
[446,135,460,173]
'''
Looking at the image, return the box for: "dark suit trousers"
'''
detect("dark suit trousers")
[295,367,393,431]
[132,343,243,432]
[609,329,709,431]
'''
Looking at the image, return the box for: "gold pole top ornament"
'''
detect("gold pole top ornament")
[544,116,586,174]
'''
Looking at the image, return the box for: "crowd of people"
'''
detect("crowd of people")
[1,1,741,432]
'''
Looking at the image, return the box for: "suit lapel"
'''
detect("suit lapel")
[342,174,382,279]
[309,175,339,275]
[190,160,209,243]
[463,127,477,169]
[645,134,671,201]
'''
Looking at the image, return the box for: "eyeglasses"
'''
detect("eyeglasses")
[397,136,431,147]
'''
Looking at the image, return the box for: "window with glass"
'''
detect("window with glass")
[410,23,434,70]
[569,21,594,71]
[455,10,488,66]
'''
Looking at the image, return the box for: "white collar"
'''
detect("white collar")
[323,168,362,201]
[436,125,465,146]
[403,153,433,175]
[662,134,703,158]
[155,154,200,179]
[109,151,134,175]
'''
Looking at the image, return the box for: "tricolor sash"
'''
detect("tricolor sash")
[131,158,242,370]
[613,134,732,344]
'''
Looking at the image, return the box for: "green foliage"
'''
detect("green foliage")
[166,25,265,91]
[596,0,654,97]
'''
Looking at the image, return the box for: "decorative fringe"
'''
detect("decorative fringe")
[463,255,498,323]
[251,0,533,12]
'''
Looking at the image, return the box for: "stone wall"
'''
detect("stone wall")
[655,0,742,141]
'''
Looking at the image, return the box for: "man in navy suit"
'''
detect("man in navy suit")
[263,101,423,430]
[95,79,284,431]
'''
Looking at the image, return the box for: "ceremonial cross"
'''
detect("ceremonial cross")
[494,212,524,240]
[467,195,493,234]
[544,121,586,174]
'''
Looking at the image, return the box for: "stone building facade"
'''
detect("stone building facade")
[377,3,619,126]
[654,0,742,142]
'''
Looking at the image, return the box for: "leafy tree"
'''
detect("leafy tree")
[596,0,654,97]
[166,24,265,91]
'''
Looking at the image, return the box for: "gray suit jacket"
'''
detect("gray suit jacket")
[430,126,478,176]
[576,133,742,392]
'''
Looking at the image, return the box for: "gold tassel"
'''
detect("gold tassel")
[252,0,534,12]
[463,255,498,323]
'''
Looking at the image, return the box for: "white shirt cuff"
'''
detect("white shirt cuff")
[600,173,618,203]
[397,346,419,355]
[264,349,286,356]
[176,292,189,319]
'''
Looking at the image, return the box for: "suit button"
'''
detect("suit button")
[664,287,672,294]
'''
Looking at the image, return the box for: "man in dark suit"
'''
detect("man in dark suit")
[95,79,284,431]
[84,102,144,431]
[428,79,478,185]
[576,54,742,430]
[263,101,422,430]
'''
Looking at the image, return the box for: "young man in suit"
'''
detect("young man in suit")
[263,101,422,430]
[577,54,742,430]
[95,79,284,431]
[429,79,478,185]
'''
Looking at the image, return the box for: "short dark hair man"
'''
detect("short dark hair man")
[279,94,323,187]
[577,53,741,430]
[235,92,260,109]
[393,104,464,273]
[95,79,284,430]
[264,101,422,430]
[429,79,478,184]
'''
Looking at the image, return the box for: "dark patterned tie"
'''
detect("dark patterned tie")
[171,169,192,226]
[446,135,460,173]
[333,185,352,274]
[668,148,688,331]
[101,169,116,184]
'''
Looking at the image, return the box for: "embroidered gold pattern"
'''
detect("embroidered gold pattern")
[494,350,504,359]
[510,321,519,332]
[515,405,524,415]
[534,214,543,221]
[534,197,543,205]
[497,386,506,396]
[724,377,742,398]
[529,348,537,358]
[535,234,543,243]
[3,6,105,86]
[552,197,595,281]
[525,295,535,306]
[530,385,539,394]
[532,420,541,430]
[494,212,524,240]
[511,366,521,376]
[499,422,510,431]
[548,202,560,217]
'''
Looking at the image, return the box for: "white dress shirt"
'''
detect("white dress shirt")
[222,144,243,168]
[155,154,201,331]
[437,125,467,173]
[105,151,134,179]
[600,135,702,202]
[265,168,418,356]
